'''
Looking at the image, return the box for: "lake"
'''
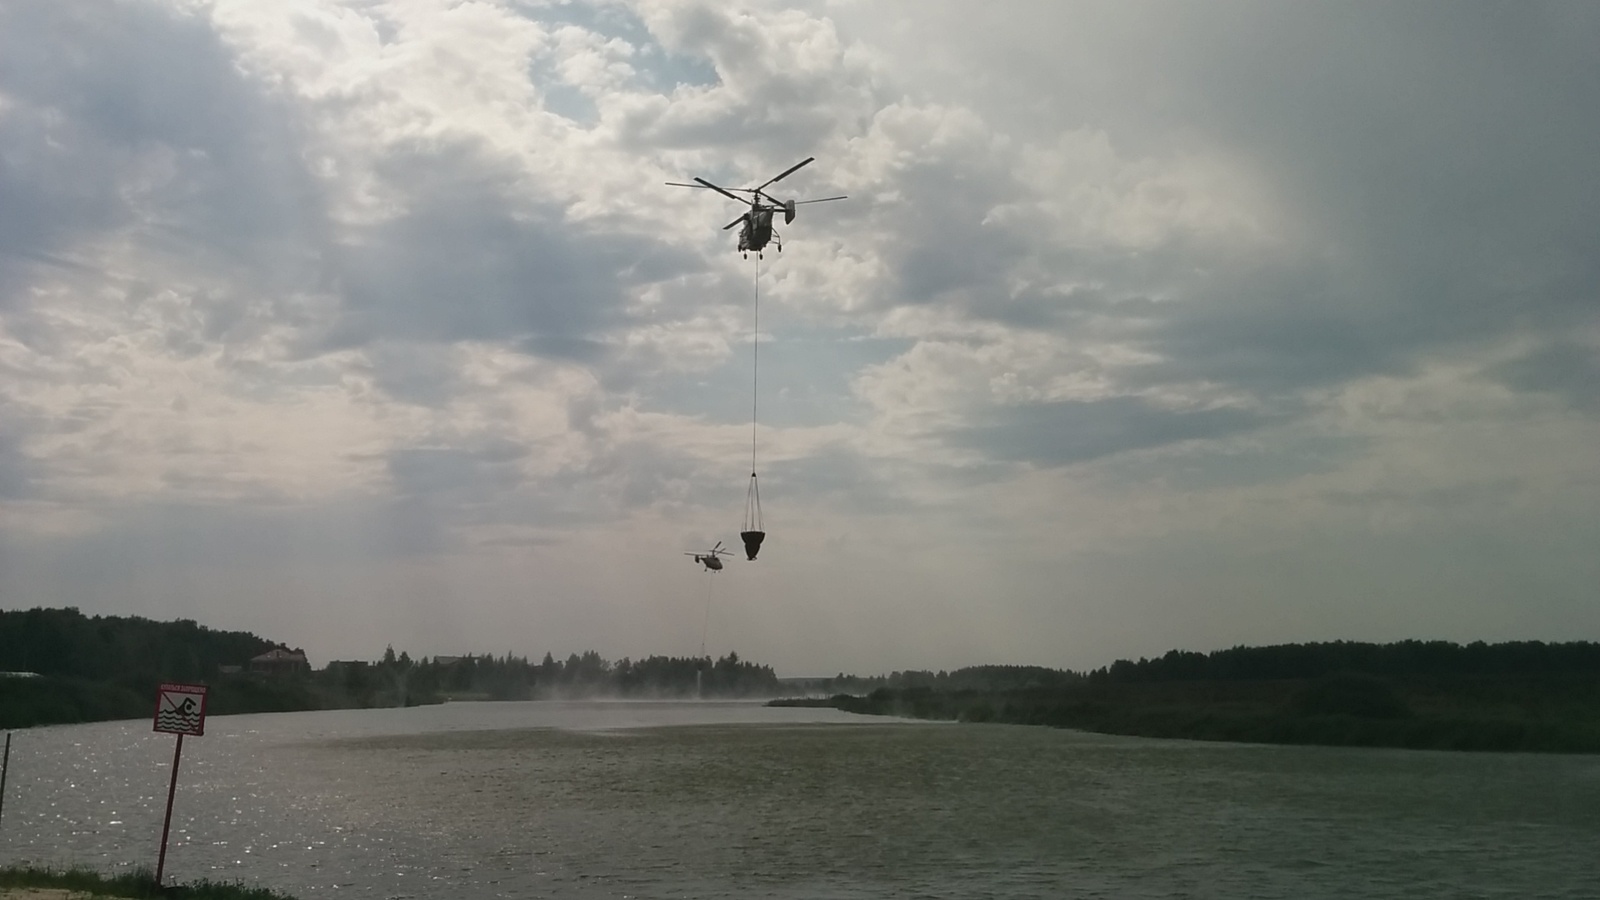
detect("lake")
[1,700,1596,898]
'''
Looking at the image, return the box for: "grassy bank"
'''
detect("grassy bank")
[0,866,295,899]
[773,672,1600,753]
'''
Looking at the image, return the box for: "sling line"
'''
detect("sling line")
[740,256,765,560]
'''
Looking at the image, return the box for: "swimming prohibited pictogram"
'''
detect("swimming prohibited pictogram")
[154,683,207,736]
[151,682,208,886]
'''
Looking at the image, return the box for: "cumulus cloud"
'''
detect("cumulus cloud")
[0,0,1595,671]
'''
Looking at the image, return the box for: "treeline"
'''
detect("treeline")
[777,640,1600,754]
[811,664,1081,696]
[0,607,275,688]
[807,640,1600,692]
[0,607,784,728]
[1087,640,1600,683]
[353,647,780,703]
[0,607,325,728]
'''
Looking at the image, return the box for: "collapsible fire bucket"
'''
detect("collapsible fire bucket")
[740,530,765,560]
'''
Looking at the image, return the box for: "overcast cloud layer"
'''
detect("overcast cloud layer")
[1,0,1596,674]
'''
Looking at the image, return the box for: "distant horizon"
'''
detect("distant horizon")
[309,636,1600,681]
[11,602,1591,683]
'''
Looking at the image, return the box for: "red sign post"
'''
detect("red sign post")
[152,682,208,886]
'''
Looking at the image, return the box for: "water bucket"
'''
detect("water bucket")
[740,530,765,560]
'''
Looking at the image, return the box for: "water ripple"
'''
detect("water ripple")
[0,703,1595,899]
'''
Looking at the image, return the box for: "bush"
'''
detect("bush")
[959,701,995,723]
[0,677,146,729]
[0,864,298,899]
[1290,673,1411,719]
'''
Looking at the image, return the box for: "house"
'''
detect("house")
[250,646,310,676]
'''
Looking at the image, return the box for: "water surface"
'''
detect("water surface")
[0,701,1595,898]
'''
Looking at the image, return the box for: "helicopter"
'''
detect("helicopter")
[686,540,733,572]
[667,157,846,258]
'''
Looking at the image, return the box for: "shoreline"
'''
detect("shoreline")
[0,866,296,900]
[771,674,1600,754]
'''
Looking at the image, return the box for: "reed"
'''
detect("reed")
[0,865,297,899]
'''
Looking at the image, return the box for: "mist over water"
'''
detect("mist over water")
[2,701,1596,898]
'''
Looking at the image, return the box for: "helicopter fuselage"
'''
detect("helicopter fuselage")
[738,207,777,254]
[695,554,724,571]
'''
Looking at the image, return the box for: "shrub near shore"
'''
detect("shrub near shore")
[0,865,296,900]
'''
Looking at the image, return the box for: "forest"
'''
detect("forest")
[776,640,1600,753]
[351,646,782,705]
[1084,639,1600,682]
[0,607,779,729]
[10,608,1598,751]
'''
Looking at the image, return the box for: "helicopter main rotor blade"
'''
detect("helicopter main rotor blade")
[693,177,750,205]
[751,191,844,208]
[756,157,815,192]
[722,214,747,230]
[668,182,760,193]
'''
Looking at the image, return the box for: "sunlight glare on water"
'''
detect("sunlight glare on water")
[1,701,1596,898]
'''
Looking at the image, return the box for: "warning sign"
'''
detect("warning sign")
[153,683,208,736]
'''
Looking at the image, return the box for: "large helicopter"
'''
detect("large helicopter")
[686,541,733,572]
[668,157,846,258]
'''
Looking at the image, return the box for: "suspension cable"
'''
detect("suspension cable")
[741,255,765,550]
[700,570,714,660]
[751,255,760,478]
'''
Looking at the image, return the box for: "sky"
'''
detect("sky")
[1,0,1596,675]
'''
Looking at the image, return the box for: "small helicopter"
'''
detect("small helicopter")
[668,157,846,258]
[686,540,733,572]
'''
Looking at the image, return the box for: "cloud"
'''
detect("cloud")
[765,442,921,516]
[0,2,326,297]
[1488,341,1600,413]
[947,397,1272,468]
[387,439,530,501]
[0,418,39,500]
[623,3,880,152]
[324,141,640,349]
[832,2,1600,392]
[1,0,1597,672]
